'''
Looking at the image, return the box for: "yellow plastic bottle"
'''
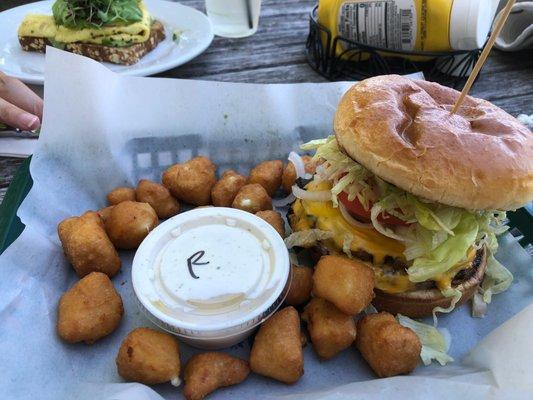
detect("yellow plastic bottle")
[318,0,497,58]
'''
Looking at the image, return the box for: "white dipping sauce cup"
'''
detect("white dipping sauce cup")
[132,207,291,349]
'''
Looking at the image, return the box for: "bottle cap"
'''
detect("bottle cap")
[450,0,495,50]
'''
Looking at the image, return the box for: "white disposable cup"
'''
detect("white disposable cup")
[132,207,290,349]
[205,0,262,38]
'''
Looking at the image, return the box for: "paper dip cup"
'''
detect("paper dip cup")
[132,207,291,349]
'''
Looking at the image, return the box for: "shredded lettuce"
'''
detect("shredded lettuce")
[472,291,487,318]
[397,314,454,366]
[302,135,372,207]
[480,254,513,303]
[407,214,479,283]
[300,136,512,313]
[300,138,329,150]
[403,227,448,261]
[432,288,463,326]
[342,234,353,258]
[370,203,409,242]
[413,201,462,235]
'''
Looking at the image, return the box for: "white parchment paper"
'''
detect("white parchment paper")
[0,48,531,400]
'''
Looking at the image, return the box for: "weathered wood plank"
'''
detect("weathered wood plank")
[472,68,533,101]
[0,158,24,188]
[0,0,531,205]
[187,62,325,83]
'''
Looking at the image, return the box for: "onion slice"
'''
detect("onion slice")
[273,193,296,208]
[284,229,333,249]
[288,151,312,179]
[338,202,374,229]
[370,204,408,242]
[292,185,331,202]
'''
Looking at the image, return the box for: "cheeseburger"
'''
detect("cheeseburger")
[289,75,533,318]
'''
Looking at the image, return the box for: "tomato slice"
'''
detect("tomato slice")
[338,192,410,226]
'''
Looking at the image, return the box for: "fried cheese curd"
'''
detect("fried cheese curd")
[104,201,158,249]
[250,306,303,384]
[211,170,248,207]
[301,297,356,360]
[356,312,421,377]
[57,272,123,344]
[58,211,121,277]
[116,327,181,385]
[231,184,272,214]
[136,179,180,219]
[107,187,136,205]
[183,352,250,400]
[248,160,283,196]
[313,255,375,315]
[281,155,316,194]
[255,210,285,237]
[284,264,313,306]
[162,156,217,206]
[97,205,114,223]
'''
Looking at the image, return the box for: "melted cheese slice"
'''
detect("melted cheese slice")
[292,180,405,265]
[373,247,477,294]
[373,271,415,294]
[18,3,151,45]
[292,180,478,294]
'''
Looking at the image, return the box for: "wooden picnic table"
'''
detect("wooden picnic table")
[1,0,532,202]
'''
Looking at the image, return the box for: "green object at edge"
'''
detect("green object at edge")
[0,157,32,255]
[52,0,143,29]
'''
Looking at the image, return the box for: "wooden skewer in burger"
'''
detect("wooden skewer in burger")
[288,73,532,318]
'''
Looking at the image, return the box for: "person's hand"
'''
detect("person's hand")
[0,72,43,131]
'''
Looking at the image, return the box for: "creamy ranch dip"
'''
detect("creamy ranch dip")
[156,223,275,310]
[132,207,290,347]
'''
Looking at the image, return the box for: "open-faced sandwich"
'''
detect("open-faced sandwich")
[18,0,165,65]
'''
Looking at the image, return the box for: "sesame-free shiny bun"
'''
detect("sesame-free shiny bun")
[334,75,533,210]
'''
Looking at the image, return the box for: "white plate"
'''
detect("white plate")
[0,0,213,84]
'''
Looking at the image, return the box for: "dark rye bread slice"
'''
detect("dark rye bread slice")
[19,20,165,65]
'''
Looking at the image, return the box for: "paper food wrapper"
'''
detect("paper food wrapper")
[0,48,531,400]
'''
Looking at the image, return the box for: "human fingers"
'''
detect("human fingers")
[0,97,40,131]
[0,71,43,120]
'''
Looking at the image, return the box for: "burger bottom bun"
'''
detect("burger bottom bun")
[373,247,488,318]
[301,241,487,318]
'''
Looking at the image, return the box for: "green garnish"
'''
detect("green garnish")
[52,0,143,29]
[172,29,182,43]
[397,314,454,365]
[101,37,133,47]
[49,39,66,49]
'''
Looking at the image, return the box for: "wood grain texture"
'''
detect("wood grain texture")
[1,0,532,203]
[0,158,24,188]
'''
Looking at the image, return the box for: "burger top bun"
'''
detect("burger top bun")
[334,75,533,211]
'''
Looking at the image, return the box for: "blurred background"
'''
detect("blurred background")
[0,0,532,201]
